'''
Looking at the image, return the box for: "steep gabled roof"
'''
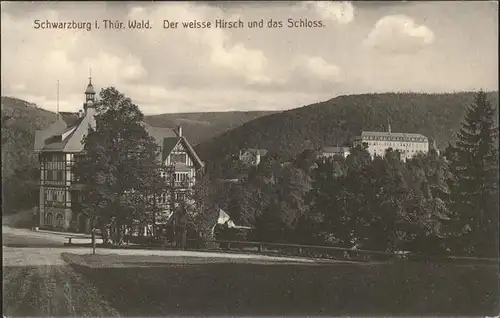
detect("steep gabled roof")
[161,136,204,169]
[162,137,181,160]
[59,112,81,127]
[34,117,68,152]
[35,109,203,167]
[142,122,177,146]
[34,107,97,153]
[180,136,204,168]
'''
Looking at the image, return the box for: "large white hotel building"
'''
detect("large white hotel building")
[352,125,430,161]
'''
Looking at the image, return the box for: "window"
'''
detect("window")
[45,188,65,206]
[176,192,186,201]
[45,213,53,226]
[43,153,66,183]
[170,153,187,164]
[174,173,189,182]
[56,214,64,227]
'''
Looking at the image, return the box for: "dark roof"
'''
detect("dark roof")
[85,83,96,94]
[161,136,205,168]
[59,112,80,127]
[34,117,68,152]
[162,137,181,160]
[180,136,204,168]
[35,110,203,167]
[142,122,177,146]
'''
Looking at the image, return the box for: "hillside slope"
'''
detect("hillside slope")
[195,92,499,174]
[144,111,279,145]
[2,97,58,213]
[2,97,56,179]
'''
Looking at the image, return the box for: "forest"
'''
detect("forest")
[195,91,499,177]
[209,91,498,257]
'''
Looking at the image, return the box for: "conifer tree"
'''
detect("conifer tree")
[445,91,499,257]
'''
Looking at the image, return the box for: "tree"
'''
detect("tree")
[274,165,312,230]
[294,148,320,173]
[445,91,499,257]
[308,155,355,247]
[252,200,288,243]
[186,173,219,241]
[226,184,246,225]
[401,150,452,255]
[74,87,165,246]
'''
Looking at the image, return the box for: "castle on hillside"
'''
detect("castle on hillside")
[353,123,432,161]
[33,78,204,234]
[319,124,436,162]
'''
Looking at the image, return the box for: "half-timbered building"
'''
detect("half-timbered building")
[34,78,204,233]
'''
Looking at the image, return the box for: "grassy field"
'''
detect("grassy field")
[63,253,500,316]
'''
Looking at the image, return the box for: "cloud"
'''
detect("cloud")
[287,55,342,93]
[126,3,269,85]
[0,2,272,112]
[363,15,435,53]
[299,55,342,80]
[0,1,497,115]
[247,55,343,94]
[303,1,355,24]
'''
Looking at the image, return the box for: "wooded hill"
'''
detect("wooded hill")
[195,92,499,175]
[145,111,280,145]
[2,97,58,214]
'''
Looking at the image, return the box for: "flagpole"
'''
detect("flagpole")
[56,80,60,120]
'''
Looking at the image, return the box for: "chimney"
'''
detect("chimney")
[177,125,182,137]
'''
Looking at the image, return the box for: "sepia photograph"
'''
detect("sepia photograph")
[1,1,499,317]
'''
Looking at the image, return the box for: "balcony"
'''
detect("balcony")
[70,183,86,190]
[45,201,67,208]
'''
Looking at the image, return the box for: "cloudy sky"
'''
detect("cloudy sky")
[1,1,497,114]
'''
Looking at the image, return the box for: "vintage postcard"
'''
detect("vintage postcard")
[1,1,499,317]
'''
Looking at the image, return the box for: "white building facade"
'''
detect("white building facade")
[319,146,351,159]
[239,148,268,166]
[353,129,429,161]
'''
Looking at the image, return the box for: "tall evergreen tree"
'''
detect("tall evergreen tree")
[445,91,499,257]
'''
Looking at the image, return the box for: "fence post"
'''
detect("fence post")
[91,228,96,255]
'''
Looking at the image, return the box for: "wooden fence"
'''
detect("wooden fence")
[187,239,499,264]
